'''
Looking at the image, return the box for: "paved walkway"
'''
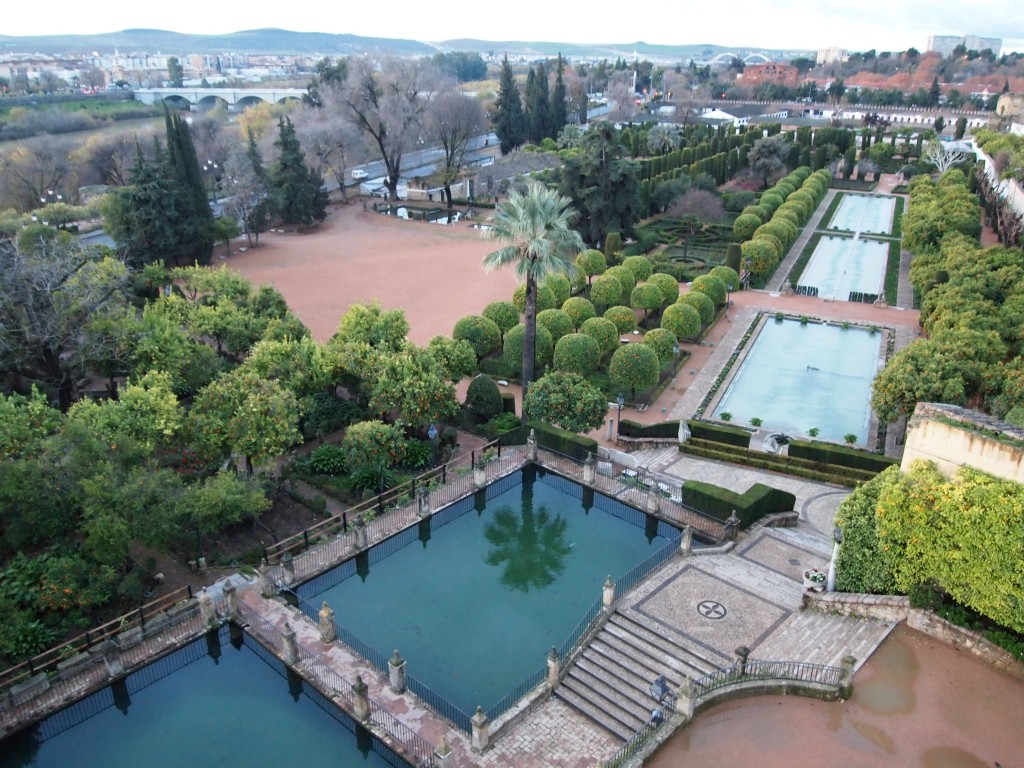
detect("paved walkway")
[766,188,838,293]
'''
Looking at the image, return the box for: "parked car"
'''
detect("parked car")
[351,169,369,180]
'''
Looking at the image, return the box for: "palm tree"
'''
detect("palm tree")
[482,183,583,417]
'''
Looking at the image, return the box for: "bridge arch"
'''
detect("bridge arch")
[160,94,193,110]
[196,94,230,112]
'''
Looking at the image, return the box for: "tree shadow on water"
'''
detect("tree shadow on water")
[483,484,572,592]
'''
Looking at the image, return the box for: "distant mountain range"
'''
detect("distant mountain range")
[0,28,808,62]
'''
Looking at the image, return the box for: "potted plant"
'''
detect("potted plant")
[803,568,826,590]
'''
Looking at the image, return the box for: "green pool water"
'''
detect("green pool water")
[298,466,678,721]
[0,627,404,768]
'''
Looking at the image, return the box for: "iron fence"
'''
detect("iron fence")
[484,665,546,722]
[691,658,843,699]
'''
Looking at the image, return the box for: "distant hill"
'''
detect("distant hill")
[436,39,811,63]
[0,28,437,57]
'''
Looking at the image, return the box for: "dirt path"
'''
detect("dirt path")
[646,623,1024,768]
[228,202,518,345]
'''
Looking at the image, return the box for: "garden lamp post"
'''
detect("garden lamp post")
[827,525,843,592]
[427,423,438,467]
[616,392,625,435]
[40,189,63,228]
[671,343,680,389]
[203,160,219,203]
[726,283,733,319]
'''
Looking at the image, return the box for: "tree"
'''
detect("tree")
[164,108,216,264]
[343,57,433,200]
[213,216,240,257]
[425,336,477,382]
[494,56,525,155]
[929,76,941,108]
[269,117,328,227]
[522,372,607,433]
[481,301,520,341]
[747,134,790,189]
[367,348,458,428]
[661,302,702,341]
[428,87,485,211]
[922,140,970,174]
[561,297,596,330]
[222,130,271,248]
[482,183,583,416]
[452,315,501,358]
[580,317,619,358]
[552,333,600,376]
[630,282,663,319]
[549,55,568,138]
[466,374,503,420]
[167,57,184,87]
[341,419,406,482]
[0,240,130,410]
[291,89,363,201]
[609,343,659,399]
[575,249,607,286]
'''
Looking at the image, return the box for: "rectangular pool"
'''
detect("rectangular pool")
[297,466,679,721]
[0,626,406,768]
[828,194,895,234]
[712,319,882,444]
[799,236,888,300]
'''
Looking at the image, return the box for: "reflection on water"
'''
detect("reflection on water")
[483,481,571,591]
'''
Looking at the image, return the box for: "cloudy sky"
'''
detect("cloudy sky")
[4,0,1022,53]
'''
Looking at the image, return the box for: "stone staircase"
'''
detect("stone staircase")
[630,447,681,474]
[753,609,898,670]
[555,612,722,741]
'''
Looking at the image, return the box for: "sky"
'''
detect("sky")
[2,0,1022,54]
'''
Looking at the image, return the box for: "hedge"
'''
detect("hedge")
[787,440,898,473]
[619,419,680,439]
[686,419,752,448]
[679,438,878,486]
[681,480,797,528]
[500,420,599,461]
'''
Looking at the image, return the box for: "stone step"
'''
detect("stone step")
[696,556,803,608]
[576,651,652,700]
[555,681,638,742]
[610,613,720,675]
[592,632,687,683]
[566,664,650,724]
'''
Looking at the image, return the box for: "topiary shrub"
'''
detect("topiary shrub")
[537,308,573,342]
[662,302,702,340]
[708,266,740,291]
[642,327,678,367]
[575,248,607,284]
[604,305,638,334]
[741,239,780,276]
[690,274,727,305]
[733,213,762,239]
[622,255,654,283]
[482,301,520,339]
[580,316,620,357]
[512,283,556,313]
[630,282,664,318]
[725,242,742,272]
[605,265,637,296]
[453,315,502,358]
[561,296,597,330]
[465,374,504,420]
[552,333,601,375]
[589,274,624,309]
[542,273,572,307]
[604,231,622,261]
[503,323,554,373]
[677,291,715,325]
[609,343,659,398]
[647,272,680,305]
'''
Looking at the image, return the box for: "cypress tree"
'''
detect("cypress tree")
[164,107,215,264]
[550,54,568,138]
[494,56,524,155]
[533,61,550,142]
[270,116,328,227]
[523,67,539,143]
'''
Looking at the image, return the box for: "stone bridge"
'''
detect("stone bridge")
[133,87,306,111]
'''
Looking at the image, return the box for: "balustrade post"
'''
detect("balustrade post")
[527,428,538,461]
[679,525,694,557]
[677,675,695,719]
[546,646,560,689]
[388,649,407,694]
[434,735,453,766]
[839,655,856,699]
[353,517,368,551]
[198,588,217,628]
[417,484,431,518]
[280,551,296,586]
[258,563,275,598]
[101,640,124,679]
[725,510,741,541]
[473,455,487,489]
[734,645,750,677]
[470,706,490,753]
[223,582,238,620]
[353,675,371,721]
[583,452,596,485]
[281,622,298,665]
[318,601,336,644]
[602,575,616,611]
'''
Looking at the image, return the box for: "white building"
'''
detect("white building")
[816,47,848,65]
[926,34,1002,57]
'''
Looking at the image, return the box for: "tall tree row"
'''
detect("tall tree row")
[492,55,570,155]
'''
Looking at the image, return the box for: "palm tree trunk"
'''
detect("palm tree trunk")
[521,276,537,422]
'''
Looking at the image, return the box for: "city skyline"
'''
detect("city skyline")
[2,0,1022,54]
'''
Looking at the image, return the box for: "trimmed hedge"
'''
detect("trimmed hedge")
[500,420,599,461]
[687,419,752,448]
[681,480,796,528]
[619,419,680,439]
[788,440,898,473]
[679,438,878,486]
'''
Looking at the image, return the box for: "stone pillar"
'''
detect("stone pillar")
[434,735,453,766]
[281,622,298,665]
[679,525,694,556]
[198,588,217,628]
[353,675,371,721]
[473,457,487,489]
[602,575,616,611]
[677,675,696,719]
[223,582,238,620]
[527,429,538,461]
[353,518,368,551]
[417,484,431,518]
[280,551,295,587]
[101,640,124,679]
[470,706,490,753]
[725,510,741,541]
[319,601,336,644]
[583,453,596,485]
[546,646,560,689]
[388,649,407,694]
[839,655,856,699]
[734,645,750,677]
[645,489,660,515]
[678,421,691,444]
[258,563,275,598]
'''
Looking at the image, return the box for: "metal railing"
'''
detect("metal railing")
[691,658,843,699]
[604,718,662,768]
